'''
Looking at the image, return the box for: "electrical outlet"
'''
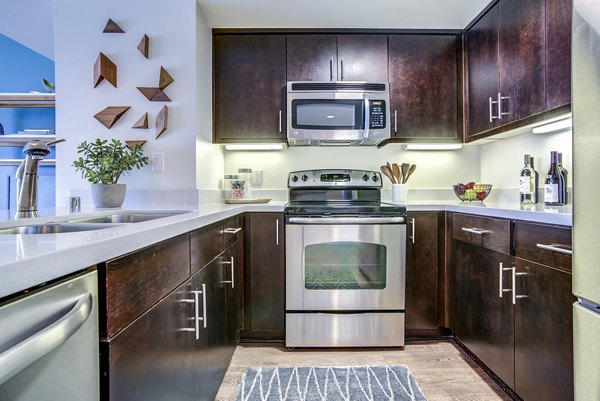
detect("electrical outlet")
[151,152,164,172]
[252,170,263,186]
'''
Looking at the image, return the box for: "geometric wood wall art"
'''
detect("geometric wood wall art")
[158,67,174,89]
[125,140,147,148]
[93,53,117,88]
[155,106,168,139]
[137,87,171,102]
[137,35,149,58]
[132,112,149,129]
[93,106,130,129]
[103,19,124,33]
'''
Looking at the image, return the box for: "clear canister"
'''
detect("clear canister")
[223,174,240,200]
[237,168,253,199]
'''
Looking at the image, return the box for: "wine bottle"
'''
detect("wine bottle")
[530,156,539,203]
[557,152,568,204]
[519,154,537,204]
[544,151,566,205]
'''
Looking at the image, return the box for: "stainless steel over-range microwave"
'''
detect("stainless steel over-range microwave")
[286,81,391,146]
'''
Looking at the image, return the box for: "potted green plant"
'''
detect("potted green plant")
[73,139,149,208]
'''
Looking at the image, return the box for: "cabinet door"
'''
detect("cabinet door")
[337,35,388,82]
[405,212,439,331]
[452,242,515,389]
[388,35,459,140]
[545,0,572,109]
[514,258,575,401]
[242,212,285,340]
[287,35,338,81]
[465,5,500,137]
[498,0,546,124]
[213,35,286,142]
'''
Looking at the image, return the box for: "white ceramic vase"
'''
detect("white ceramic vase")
[91,183,126,208]
[391,183,407,203]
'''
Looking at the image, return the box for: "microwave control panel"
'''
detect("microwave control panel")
[369,100,386,129]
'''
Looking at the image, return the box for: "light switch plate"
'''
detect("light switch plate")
[252,170,263,186]
[151,152,164,172]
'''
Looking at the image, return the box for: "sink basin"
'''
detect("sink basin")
[0,223,122,235]
[67,211,189,224]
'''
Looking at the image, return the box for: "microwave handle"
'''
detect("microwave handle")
[364,97,370,139]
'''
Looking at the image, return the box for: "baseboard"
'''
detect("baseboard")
[405,327,453,341]
[240,329,285,343]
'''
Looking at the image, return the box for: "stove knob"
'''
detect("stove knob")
[362,174,369,182]
[301,174,308,182]
[372,174,379,182]
[291,175,299,183]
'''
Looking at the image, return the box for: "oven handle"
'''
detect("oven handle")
[287,216,405,224]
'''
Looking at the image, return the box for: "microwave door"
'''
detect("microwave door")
[292,99,364,130]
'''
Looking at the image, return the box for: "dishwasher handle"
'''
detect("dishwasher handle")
[0,293,93,386]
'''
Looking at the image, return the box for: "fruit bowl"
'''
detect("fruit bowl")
[453,182,492,201]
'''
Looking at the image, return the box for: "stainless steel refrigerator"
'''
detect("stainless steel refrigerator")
[573,1,600,399]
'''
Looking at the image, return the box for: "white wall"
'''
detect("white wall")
[224,144,481,191]
[54,0,218,207]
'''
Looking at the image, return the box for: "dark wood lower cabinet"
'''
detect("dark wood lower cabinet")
[514,257,575,401]
[452,241,515,389]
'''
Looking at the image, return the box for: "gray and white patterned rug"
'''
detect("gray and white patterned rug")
[234,365,427,401]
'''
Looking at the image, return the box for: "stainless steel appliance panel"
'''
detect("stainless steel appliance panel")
[573,303,600,400]
[0,271,99,401]
[286,222,405,310]
[286,312,405,347]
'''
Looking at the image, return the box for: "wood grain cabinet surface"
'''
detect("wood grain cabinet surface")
[388,34,460,141]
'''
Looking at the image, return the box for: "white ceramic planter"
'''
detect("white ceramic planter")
[91,183,126,208]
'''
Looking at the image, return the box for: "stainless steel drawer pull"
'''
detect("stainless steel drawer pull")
[276,218,280,246]
[224,227,242,234]
[498,262,512,298]
[221,256,235,288]
[461,227,491,235]
[0,293,92,386]
[288,216,405,225]
[536,243,573,255]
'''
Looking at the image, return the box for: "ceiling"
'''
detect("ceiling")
[196,0,492,29]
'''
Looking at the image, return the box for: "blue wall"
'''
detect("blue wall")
[0,33,56,210]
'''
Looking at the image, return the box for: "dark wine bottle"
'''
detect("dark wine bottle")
[530,156,539,203]
[557,152,568,204]
[519,154,536,204]
[544,151,566,205]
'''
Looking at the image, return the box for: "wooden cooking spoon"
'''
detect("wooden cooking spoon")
[405,164,417,183]
[380,165,396,183]
[401,163,409,183]
[392,163,401,184]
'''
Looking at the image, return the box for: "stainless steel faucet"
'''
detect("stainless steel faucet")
[15,138,65,218]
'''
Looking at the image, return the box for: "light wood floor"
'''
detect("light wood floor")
[215,341,512,401]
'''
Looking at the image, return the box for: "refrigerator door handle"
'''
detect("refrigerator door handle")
[536,243,573,255]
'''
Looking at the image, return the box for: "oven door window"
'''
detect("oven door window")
[291,99,364,130]
[304,241,386,290]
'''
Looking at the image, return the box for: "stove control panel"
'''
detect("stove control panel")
[288,169,383,188]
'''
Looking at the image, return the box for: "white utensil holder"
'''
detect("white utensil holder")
[392,184,407,203]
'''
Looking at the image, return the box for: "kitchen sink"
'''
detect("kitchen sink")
[0,223,122,235]
[67,211,189,224]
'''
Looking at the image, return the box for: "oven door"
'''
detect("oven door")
[286,216,405,311]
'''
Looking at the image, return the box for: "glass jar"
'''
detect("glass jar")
[237,168,253,199]
[223,174,239,200]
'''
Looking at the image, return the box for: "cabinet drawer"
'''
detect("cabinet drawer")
[513,221,572,272]
[223,214,243,248]
[101,234,190,339]
[190,221,224,274]
[452,213,510,254]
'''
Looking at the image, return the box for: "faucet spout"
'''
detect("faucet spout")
[15,138,65,219]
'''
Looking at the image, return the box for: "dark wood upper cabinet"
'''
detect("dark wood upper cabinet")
[336,35,388,82]
[465,4,500,137]
[545,0,572,109]
[213,34,287,143]
[287,34,388,82]
[498,0,546,124]
[389,34,459,141]
[287,35,338,81]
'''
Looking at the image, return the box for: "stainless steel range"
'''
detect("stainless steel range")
[285,169,407,347]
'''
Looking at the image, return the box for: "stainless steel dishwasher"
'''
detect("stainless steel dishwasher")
[0,270,99,400]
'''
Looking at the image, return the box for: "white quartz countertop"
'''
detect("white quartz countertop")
[0,200,570,299]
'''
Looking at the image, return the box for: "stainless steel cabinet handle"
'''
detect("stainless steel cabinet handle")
[489,96,497,122]
[340,59,344,81]
[223,227,242,235]
[461,227,491,235]
[193,284,207,330]
[536,243,573,255]
[498,93,509,118]
[408,217,415,244]
[221,256,235,288]
[0,293,92,386]
[276,218,279,246]
[511,267,527,305]
[278,110,282,133]
[329,58,334,81]
[394,110,398,133]
[498,262,512,298]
